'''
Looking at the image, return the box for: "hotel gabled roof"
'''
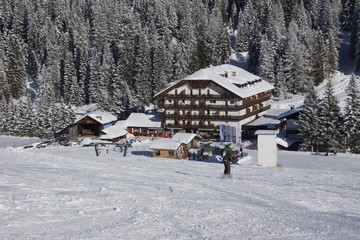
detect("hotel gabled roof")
[154,64,274,99]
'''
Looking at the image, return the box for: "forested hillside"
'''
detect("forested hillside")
[0,0,359,138]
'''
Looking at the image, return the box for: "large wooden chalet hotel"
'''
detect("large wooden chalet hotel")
[154,64,274,137]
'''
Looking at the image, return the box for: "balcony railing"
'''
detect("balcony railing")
[157,103,244,110]
[159,113,244,121]
[159,105,271,122]
[242,94,271,109]
[167,123,217,130]
[165,94,234,100]
[157,93,272,110]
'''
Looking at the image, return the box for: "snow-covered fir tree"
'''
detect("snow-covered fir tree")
[343,74,360,153]
[0,0,354,139]
[299,84,321,152]
[318,80,343,154]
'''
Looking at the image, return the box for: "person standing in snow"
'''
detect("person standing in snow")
[223,149,233,175]
[203,143,212,159]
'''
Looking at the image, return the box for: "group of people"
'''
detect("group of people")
[183,142,213,160]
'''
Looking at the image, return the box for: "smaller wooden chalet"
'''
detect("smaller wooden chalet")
[126,113,163,136]
[149,139,186,159]
[171,133,201,148]
[68,111,117,138]
[149,133,200,159]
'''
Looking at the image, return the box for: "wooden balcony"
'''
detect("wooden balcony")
[157,93,272,110]
[157,103,243,110]
[165,94,234,100]
[159,105,271,122]
[166,123,217,130]
[159,113,244,121]
[242,93,271,109]
[159,105,271,121]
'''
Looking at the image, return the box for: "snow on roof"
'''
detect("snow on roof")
[245,108,291,128]
[171,133,200,144]
[126,113,163,128]
[154,64,274,99]
[100,124,128,140]
[255,130,278,135]
[276,136,299,148]
[149,139,183,150]
[75,110,117,125]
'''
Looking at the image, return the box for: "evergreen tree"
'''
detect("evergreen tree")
[0,38,11,102]
[282,20,312,93]
[247,18,262,75]
[318,80,342,154]
[258,34,276,83]
[343,74,360,153]
[341,0,356,31]
[299,84,321,152]
[235,0,255,52]
[133,29,152,105]
[310,31,327,85]
[150,31,169,97]
[355,4,360,71]
[6,33,27,99]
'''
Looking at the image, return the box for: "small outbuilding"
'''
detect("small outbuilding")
[171,133,201,148]
[126,113,163,136]
[68,111,117,138]
[100,121,128,142]
[149,139,186,159]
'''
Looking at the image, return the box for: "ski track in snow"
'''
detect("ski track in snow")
[0,141,359,240]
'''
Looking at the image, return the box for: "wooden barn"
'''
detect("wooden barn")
[68,111,117,138]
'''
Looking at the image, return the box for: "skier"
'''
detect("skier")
[223,149,233,175]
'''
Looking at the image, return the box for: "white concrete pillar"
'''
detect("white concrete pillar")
[255,130,278,167]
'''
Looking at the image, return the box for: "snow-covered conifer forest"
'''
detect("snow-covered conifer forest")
[0,0,359,141]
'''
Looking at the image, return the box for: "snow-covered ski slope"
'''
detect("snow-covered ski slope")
[269,70,357,111]
[1,139,359,239]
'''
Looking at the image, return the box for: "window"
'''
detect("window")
[210,100,216,104]
[155,151,160,156]
[168,151,174,156]
[175,89,178,95]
